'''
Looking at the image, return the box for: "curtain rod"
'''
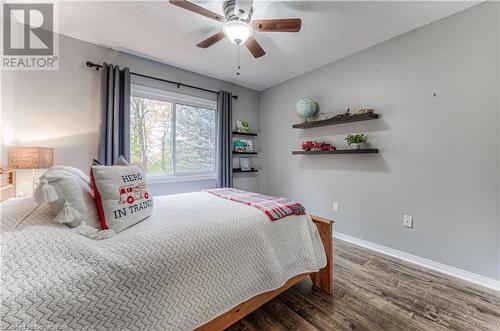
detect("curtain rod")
[85,61,238,100]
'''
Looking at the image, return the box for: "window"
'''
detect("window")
[130,86,217,182]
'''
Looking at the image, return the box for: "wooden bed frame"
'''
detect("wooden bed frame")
[197,215,334,331]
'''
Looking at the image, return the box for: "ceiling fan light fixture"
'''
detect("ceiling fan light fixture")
[223,20,253,45]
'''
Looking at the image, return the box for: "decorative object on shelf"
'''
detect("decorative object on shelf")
[239,158,251,171]
[295,97,318,122]
[245,140,253,152]
[356,108,375,115]
[233,139,253,153]
[319,112,330,120]
[301,141,336,151]
[236,120,250,133]
[9,146,54,193]
[345,134,367,149]
[332,108,351,119]
[233,139,247,152]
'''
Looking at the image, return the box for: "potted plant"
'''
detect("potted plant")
[345,134,367,149]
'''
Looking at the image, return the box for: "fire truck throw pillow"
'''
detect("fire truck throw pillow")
[90,164,153,233]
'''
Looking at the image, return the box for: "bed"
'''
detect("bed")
[1,191,333,331]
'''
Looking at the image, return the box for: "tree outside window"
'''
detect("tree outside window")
[130,90,216,177]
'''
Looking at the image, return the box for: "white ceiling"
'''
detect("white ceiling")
[56,1,479,91]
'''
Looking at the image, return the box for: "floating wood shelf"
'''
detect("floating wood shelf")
[292,113,379,129]
[233,151,257,155]
[292,149,379,155]
[232,131,258,137]
[233,168,258,173]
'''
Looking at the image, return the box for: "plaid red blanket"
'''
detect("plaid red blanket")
[205,188,306,221]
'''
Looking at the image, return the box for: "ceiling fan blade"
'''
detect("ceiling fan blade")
[196,31,225,48]
[245,36,265,58]
[169,0,226,23]
[251,18,302,32]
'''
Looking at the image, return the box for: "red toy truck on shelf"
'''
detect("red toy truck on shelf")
[119,183,149,204]
[301,141,336,151]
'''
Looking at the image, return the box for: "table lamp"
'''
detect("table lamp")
[9,147,54,193]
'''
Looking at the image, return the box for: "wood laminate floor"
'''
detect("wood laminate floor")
[227,239,500,331]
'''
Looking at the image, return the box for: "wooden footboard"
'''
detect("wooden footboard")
[196,215,334,331]
[196,273,309,331]
[310,215,334,295]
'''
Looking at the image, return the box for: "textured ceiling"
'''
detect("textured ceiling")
[56,1,479,91]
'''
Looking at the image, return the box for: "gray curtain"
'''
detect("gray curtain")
[216,91,233,188]
[98,63,131,165]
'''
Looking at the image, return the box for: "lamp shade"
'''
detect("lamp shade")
[223,20,253,45]
[9,147,54,169]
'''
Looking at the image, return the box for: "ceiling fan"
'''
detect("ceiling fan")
[169,0,302,58]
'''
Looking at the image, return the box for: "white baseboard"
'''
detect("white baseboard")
[334,232,500,291]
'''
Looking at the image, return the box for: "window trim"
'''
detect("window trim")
[146,173,215,184]
[131,84,218,184]
[132,85,217,110]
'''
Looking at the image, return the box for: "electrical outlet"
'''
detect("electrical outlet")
[332,202,339,212]
[403,214,413,228]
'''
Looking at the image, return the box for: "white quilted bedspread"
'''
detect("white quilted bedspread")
[1,192,326,330]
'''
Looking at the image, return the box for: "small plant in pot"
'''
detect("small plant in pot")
[345,134,367,149]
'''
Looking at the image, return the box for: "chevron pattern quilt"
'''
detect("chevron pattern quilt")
[1,192,326,330]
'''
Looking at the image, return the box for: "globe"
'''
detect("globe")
[295,97,318,120]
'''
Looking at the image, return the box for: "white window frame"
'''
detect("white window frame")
[131,84,217,184]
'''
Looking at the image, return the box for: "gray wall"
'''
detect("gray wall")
[259,3,499,280]
[1,33,260,196]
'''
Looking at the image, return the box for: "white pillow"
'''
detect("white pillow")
[92,155,130,167]
[34,157,131,230]
[35,166,101,229]
[91,164,153,233]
